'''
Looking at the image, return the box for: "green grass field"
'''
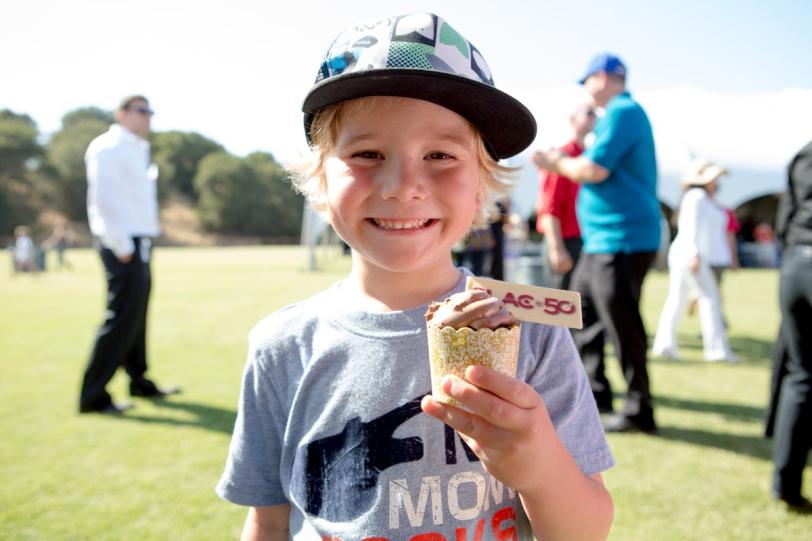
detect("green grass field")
[1,246,809,540]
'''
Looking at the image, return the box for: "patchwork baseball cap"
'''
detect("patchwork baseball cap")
[578,53,627,85]
[302,13,537,160]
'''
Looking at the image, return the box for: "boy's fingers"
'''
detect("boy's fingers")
[421,395,478,436]
[463,365,539,410]
[421,396,510,454]
[437,375,528,433]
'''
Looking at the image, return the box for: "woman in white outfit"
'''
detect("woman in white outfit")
[653,159,735,362]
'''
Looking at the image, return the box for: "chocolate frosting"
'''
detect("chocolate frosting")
[425,288,517,330]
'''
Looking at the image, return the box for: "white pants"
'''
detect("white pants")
[652,252,734,361]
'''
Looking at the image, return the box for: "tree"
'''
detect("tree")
[194,151,303,238]
[0,110,41,235]
[0,179,38,237]
[44,108,111,220]
[244,151,303,238]
[61,107,113,129]
[151,131,223,200]
[194,152,264,235]
[0,109,41,179]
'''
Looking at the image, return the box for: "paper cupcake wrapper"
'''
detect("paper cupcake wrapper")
[427,324,521,406]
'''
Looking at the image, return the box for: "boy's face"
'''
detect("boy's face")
[324,96,480,276]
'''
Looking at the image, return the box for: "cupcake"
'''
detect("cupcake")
[425,288,521,405]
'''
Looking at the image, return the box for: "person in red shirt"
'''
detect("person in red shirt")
[533,103,597,290]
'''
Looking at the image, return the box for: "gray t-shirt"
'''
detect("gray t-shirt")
[217,271,614,540]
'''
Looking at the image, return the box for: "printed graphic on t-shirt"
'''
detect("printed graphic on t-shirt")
[293,396,427,521]
[290,396,523,540]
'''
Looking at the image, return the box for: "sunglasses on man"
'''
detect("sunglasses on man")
[127,105,154,116]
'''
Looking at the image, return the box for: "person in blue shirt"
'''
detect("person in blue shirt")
[532,53,661,433]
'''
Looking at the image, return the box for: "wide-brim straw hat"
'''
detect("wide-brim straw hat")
[681,158,728,186]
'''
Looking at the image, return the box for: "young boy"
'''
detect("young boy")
[217,13,614,540]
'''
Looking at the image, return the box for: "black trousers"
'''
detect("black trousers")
[79,238,155,410]
[773,244,812,500]
[764,324,788,438]
[571,251,656,420]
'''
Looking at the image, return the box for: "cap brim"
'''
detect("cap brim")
[303,69,537,160]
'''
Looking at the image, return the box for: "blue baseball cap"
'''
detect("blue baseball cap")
[578,53,627,85]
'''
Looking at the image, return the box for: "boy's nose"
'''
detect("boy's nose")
[377,157,428,202]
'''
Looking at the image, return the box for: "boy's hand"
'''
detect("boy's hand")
[421,364,552,495]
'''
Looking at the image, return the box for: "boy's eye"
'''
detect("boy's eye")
[426,151,454,160]
[352,150,383,160]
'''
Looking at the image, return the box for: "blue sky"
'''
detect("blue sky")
[516,0,812,93]
[3,0,811,167]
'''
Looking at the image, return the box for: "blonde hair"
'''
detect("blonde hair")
[291,97,517,228]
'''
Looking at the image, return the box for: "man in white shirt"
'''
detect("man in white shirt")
[79,95,179,414]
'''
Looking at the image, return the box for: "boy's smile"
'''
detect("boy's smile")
[369,218,434,231]
[325,96,481,282]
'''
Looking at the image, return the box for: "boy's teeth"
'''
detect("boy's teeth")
[374,219,429,230]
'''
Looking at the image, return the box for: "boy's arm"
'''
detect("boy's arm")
[519,454,613,541]
[241,504,290,541]
[422,366,613,541]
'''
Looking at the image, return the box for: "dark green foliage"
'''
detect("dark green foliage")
[194,151,303,238]
[0,109,41,179]
[0,110,41,234]
[0,178,38,237]
[44,110,112,220]
[1,105,303,241]
[151,131,224,200]
[60,107,113,129]
[243,151,304,238]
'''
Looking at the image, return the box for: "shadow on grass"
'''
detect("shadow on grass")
[654,425,773,461]
[119,399,236,434]
[674,333,777,363]
[657,395,767,423]
[643,394,772,460]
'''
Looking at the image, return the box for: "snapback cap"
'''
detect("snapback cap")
[302,13,537,160]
